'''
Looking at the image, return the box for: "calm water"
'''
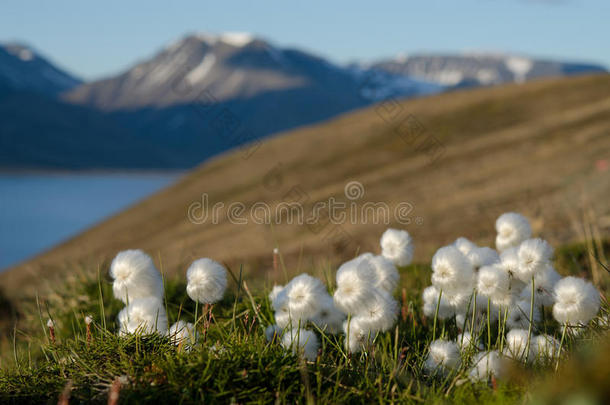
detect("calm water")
[0,173,181,271]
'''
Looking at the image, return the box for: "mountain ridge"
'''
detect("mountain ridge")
[0,35,607,171]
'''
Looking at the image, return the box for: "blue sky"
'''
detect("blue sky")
[1,0,608,80]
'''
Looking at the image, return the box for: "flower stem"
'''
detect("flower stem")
[525,276,535,362]
[433,289,442,341]
[487,298,491,350]
[556,322,568,371]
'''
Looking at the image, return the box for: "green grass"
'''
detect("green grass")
[0,244,608,404]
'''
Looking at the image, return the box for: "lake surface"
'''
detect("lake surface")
[0,172,181,271]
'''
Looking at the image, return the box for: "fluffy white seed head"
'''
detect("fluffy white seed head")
[467,247,500,271]
[477,264,512,307]
[46,319,55,328]
[469,351,504,382]
[454,237,478,257]
[168,321,198,348]
[265,324,283,342]
[84,315,93,325]
[268,285,284,306]
[281,328,319,361]
[424,339,461,375]
[519,265,561,307]
[456,331,483,352]
[274,307,292,329]
[368,254,400,293]
[446,291,473,316]
[110,249,164,304]
[552,276,600,325]
[343,317,376,353]
[495,213,532,252]
[499,247,527,292]
[354,290,398,332]
[516,238,554,281]
[532,334,560,361]
[380,228,414,267]
[504,329,533,362]
[310,294,346,334]
[422,286,454,320]
[117,297,168,336]
[186,258,228,304]
[431,245,475,294]
[334,258,377,314]
[275,274,327,321]
[506,299,541,330]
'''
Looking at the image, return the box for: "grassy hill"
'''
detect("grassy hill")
[3,74,610,299]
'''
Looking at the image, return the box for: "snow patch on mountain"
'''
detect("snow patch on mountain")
[185,53,216,85]
[505,56,533,83]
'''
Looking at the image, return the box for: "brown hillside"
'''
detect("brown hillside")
[3,74,610,299]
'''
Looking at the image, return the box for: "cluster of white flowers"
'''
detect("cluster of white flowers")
[110,250,227,348]
[265,228,412,359]
[267,273,341,361]
[421,212,602,381]
[110,250,168,335]
[335,229,412,353]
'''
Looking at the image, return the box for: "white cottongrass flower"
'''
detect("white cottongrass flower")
[516,238,554,282]
[466,247,500,270]
[275,274,327,321]
[495,213,532,252]
[186,258,228,304]
[354,290,398,332]
[499,248,527,292]
[456,331,483,352]
[469,351,504,382]
[265,324,283,342]
[281,328,319,361]
[422,286,454,320]
[445,291,473,316]
[343,317,375,353]
[506,299,541,330]
[424,339,461,375]
[477,264,512,307]
[519,265,561,307]
[84,315,93,325]
[310,295,345,334]
[380,228,414,267]
[334,258,377,314]
[552,276,600,325]
[110,249,164,304]
[431,245,475,294]
[532,334,560,361]
[274,306,291,329]
[504,328,533,362]
[454,237,478,257]
[368,254,400,293]
[268,285,284,306]
[117,297,168,335]
[168,320,198,348]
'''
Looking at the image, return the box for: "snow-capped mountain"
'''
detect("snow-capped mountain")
[65,33,441,109]
[64,33,368,109]
[371,53,606,88]
[0,43,81,95]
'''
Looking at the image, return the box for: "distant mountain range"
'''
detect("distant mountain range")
[369,53,607,88]
[0,36,606,170]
